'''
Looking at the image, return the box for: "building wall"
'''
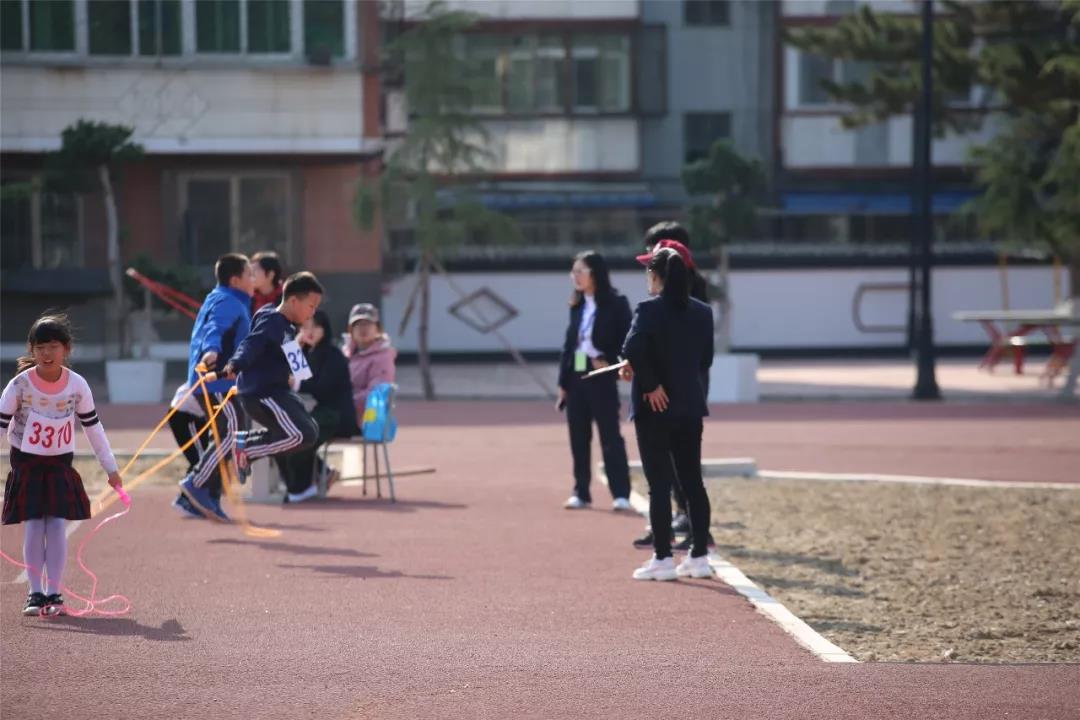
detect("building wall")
[0,66,374,155]
[402,0,639,20]
[640,0,775,205]
[378,265,1069,354]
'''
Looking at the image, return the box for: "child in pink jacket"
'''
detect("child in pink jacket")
[345,303,397,418]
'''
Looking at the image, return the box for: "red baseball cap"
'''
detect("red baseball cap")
[636,239,696,270]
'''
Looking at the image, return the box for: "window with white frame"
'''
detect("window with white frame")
[0,178,83,270]
[0,0,350,60]
[179,173,291,266]
[461,31,632,116]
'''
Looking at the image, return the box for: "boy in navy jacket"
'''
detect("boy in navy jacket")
[180,272,322,520]
[171,254,253,520]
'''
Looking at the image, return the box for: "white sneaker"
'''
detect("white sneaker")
[675,554,714,579]
[563,495,591,509]
[632,555,678,581]
[287,484,319,504]
[612,497,633,512]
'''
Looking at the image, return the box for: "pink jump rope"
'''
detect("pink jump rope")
[0,485,132,617]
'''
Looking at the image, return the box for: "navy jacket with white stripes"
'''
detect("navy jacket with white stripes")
[227,305,299,399]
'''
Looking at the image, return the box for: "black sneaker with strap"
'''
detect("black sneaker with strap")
[42,593,66,617]
[23,592,47,616]
[632,529,654,548]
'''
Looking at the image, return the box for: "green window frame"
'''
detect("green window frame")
[138,0,182,56]
[247,0,290,54]
[196,0,241,53]
[88,0,133,55]
[303,0,344,59]
[1,1,24,51]
[29,0,75,52]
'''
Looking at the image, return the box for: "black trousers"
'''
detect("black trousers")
[238,391,318,463]
[565,373,630,503]
[634,414,710,559]
[275,405,338,495]
[185,393,244,499]
[167,410,206,474]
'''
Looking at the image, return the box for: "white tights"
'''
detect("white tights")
[23,517,67,595]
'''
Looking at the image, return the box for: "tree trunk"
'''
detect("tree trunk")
[99,165,128,357]
[713,247,732,354]
[1068,255,1080,314]
[418,253,435,400]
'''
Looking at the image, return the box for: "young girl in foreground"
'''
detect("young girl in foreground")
[1,314,122,616]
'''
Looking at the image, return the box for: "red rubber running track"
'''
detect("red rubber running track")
[2,402,1078,719]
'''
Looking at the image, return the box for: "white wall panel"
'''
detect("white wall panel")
[0,66,373,154]
[381,266,1068,353]
[404,0,639,20]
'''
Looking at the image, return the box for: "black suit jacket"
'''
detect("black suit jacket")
[621,296,714,419]
[558,291,633,389]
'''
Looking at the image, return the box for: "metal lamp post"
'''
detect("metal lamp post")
[912,0,942,400]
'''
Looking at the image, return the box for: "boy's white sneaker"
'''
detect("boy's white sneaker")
[563,495,590,510]
[675,554,714,579]
[287,485,319,504]
[632,555,678,581]
[612,497,633,512]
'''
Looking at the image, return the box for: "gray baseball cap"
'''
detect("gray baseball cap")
[348,303,379,327]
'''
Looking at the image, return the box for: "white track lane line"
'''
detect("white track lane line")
[599,471,857,663]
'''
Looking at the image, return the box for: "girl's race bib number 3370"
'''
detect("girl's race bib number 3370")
[281,338,313,382]
[22,410,75,456]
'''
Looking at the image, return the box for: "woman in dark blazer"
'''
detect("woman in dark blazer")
[557,251,633,511]
[278,310,357,502]
[621,248,715,581]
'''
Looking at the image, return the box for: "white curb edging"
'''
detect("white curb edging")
[603,472,857,663]
[756,470,1080,491]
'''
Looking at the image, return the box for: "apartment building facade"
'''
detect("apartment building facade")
[1,0,383,363]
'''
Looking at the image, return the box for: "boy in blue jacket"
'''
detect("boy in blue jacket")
[172,254,254,520]
[179,272,322,519]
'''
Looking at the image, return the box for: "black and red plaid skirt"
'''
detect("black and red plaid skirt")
[2,448,91,525]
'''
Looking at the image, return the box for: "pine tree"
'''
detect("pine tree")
[356,1,521,399]
[787,0,1080,299]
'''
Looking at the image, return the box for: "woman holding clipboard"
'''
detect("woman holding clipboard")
[556,251,633,511]
[621,248,715,581]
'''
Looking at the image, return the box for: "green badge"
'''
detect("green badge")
[574,351,587,372]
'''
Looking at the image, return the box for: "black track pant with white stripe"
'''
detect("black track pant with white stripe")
[168,410,207,473]
[186,393,245,498]
[238,391,318,463]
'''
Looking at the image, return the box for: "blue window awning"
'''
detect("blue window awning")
[781,190,978,215]
[477,191,657,211]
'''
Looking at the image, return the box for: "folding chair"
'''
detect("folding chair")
[318,384,398,502]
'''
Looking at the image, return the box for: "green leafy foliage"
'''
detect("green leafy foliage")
[786,1,1080,270]
[44,119,143,193]
[355,1,521,256]
[681,140,768,252]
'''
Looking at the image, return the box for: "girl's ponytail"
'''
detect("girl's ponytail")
[649,248,691,308]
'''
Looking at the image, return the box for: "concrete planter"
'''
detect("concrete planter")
[105,359,165,404]
[708,353,759,404]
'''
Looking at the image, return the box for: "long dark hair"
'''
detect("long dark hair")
[252,251,284,288]
[17,313,74,373]
[570,251,615,307]
[648,248,690,309]
[310,309,333,348]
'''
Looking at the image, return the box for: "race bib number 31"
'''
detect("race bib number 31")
[281,338,313,382]
[22,410,75,456]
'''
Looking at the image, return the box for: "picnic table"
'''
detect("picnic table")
[953,309,1079,379]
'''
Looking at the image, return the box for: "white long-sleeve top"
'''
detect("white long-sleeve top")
[576,294,602,359]
[0,367,119,474]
